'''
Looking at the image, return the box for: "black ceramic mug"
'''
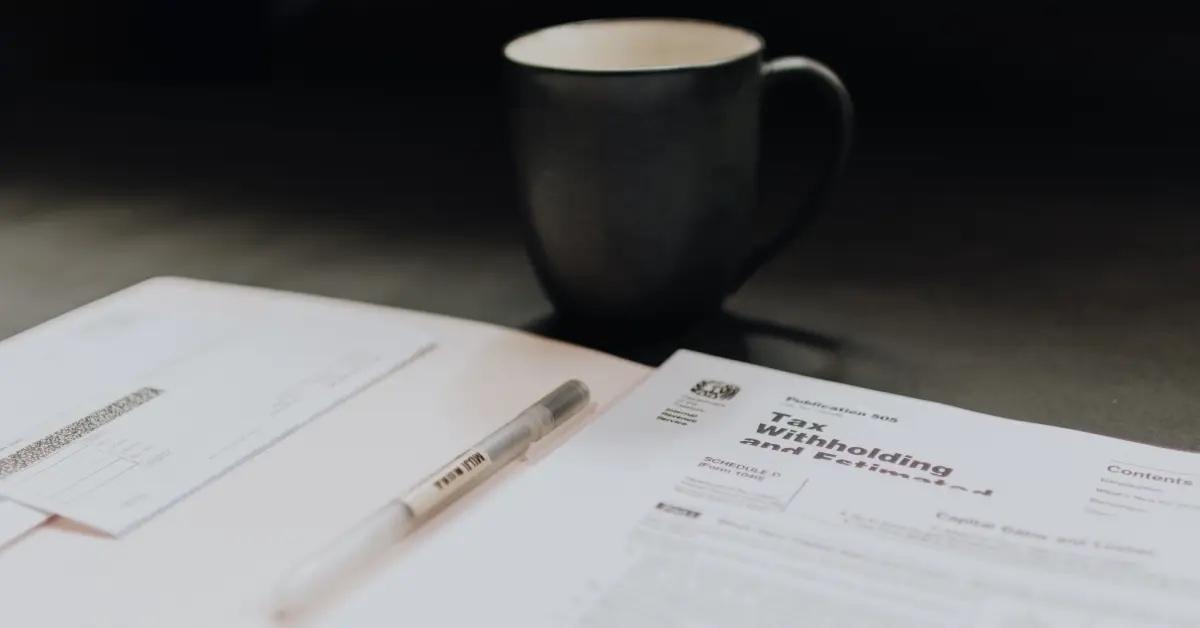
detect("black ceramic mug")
[506,18,853,324]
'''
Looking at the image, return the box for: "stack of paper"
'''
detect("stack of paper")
[0,277,433,541]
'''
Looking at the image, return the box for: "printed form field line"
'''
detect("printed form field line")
[53,459,139,505]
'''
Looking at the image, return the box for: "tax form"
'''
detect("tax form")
[322,350,1200,627]
[0,277,433,537]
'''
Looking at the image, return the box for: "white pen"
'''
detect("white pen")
[274,379,590,616]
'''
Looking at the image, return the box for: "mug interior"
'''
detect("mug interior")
[504,18,762,72]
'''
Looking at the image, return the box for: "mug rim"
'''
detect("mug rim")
[503,17,765,75]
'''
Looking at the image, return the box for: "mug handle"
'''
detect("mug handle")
[736,56,855,286]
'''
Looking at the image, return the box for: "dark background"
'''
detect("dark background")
[5,3,1198,198]
[7,4,1200,134]
[1,3,1198,447]
[6,3,1200,168]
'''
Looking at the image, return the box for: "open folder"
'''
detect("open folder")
[1,278,1198,627]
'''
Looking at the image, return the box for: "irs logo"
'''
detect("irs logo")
[691,380,740,401]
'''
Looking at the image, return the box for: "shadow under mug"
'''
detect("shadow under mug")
[506,18,853,325]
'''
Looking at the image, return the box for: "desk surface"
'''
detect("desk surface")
[1,86,1197,451]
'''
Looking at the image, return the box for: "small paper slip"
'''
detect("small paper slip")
[0,277,434,536]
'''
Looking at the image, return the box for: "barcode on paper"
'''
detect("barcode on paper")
[0,387,163,479]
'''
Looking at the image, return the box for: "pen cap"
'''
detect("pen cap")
[537,379,590,431]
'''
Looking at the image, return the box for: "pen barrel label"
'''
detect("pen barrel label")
[404,449,492,518]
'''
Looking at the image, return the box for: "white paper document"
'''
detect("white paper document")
[0,500,46,548]
[324,350,1200,627]
[0,278,433,536]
